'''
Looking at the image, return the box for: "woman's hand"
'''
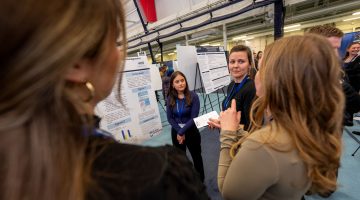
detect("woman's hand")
[208,118,221,129]
[219,99,241,131]
[177,134,185,144]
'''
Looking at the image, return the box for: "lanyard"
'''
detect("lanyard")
[176,99,184,122]
[222,75,248,110]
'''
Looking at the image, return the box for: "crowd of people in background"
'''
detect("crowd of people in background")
[2,0,360,199]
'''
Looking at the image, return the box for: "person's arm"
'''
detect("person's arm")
[241,84,256,130]
[166,97,182,133]
[178,92,200,135]
[218,136,278,200]
[217,129,245,190]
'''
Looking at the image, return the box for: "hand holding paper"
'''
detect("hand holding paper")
[208,118,221,129]
[193,111,220,129]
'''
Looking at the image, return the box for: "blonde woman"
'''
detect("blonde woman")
[218,35,344,200]
[0,0,208,200]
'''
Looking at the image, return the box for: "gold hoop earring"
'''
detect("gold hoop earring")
[84,81,95,102]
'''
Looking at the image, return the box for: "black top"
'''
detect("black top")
[345,55,360,92]
[342,80,360,125]
[86,136,209,200]
[222,79,256,130]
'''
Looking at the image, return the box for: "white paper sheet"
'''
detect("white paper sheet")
[193,111,219,129]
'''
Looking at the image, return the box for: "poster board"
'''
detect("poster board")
[149,64,163,91]
[95,56,162,144]
[196,46,230,94]
[176,46,202,90]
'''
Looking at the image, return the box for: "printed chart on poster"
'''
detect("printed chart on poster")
[196,46,230,94]
[95,56,162,144]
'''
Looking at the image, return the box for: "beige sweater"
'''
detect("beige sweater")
[218,125,311,200]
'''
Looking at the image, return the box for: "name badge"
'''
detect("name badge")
[178,124,185,128]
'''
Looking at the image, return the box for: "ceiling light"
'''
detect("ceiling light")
[201,43,210,46]
[211,43,220,46]
[284,28,301,33]
[343,16,360,21]
[173,50,177,52]
[168,53,174,55]
[352,12,360,15]
[245,37,254,40]
[284,24,301,30]
[232,36,247,41]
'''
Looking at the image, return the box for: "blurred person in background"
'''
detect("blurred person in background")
[309,25,360,127]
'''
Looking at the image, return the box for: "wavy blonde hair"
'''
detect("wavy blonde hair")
[0,0,126,199]
[231,34,344,195]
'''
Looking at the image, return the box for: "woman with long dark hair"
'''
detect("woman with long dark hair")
[166,71,205,182]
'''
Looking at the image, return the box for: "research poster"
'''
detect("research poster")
[95,56,162,144]
[196,46,230,94]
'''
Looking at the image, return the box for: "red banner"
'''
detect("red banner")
[139,0,157,23]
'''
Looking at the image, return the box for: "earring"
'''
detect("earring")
[84,81,95,102]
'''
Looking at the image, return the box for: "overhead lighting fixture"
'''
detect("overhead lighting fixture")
[245,37,254,40]
[201,43,210,46]
[211,43,220,46]
[284,24,301,30]
[284,28,301,33]
[344,16,360,21]
[155,54,161,58]
[173,50,177,53]
[353,12,360,15]
[232,36,247,41]
[168,53,174,56]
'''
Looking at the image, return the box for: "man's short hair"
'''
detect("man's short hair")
[308,25,344,38]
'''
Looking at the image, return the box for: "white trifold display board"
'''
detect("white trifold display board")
[176,46,202,90]
[149,64,162,91]
[95,56,162,144]
[196,46,230,94]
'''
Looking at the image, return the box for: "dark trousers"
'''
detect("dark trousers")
[171,126,205,182]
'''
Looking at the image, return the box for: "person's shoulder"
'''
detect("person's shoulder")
[244,78,255,89]
[246,124,293,150]
[190,91,199,98]
[228,80,235,86]
[235,79,255,98]
[89,141,209,200]
[92,140,176,164]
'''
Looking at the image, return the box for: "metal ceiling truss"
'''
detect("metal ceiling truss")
[126,0,281,51]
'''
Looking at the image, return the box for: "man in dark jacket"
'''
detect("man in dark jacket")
[309,25,360,127]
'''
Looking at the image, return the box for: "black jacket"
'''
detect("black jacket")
[87,136,209,200]
[345,55,360,92]
[223,79,256,130]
